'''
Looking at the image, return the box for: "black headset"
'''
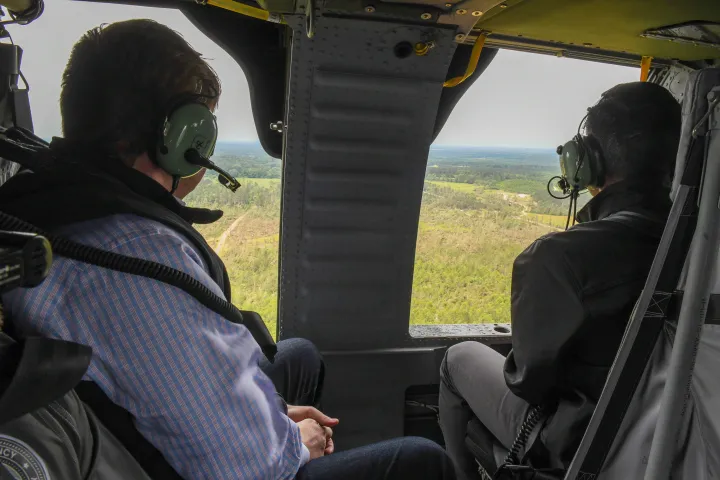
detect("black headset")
[154,95,241,194]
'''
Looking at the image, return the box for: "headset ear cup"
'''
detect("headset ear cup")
[559,138,582,189]
[156,103,218,177]
[582,135,605,187]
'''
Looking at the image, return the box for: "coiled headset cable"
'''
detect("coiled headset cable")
[0,210,278,361]
[503,404,546,466]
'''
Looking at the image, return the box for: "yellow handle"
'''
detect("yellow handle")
[640,56,653,82]
[207,0,285,24]
[444,33,488,88]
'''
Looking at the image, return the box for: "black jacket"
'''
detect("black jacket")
[503,181,671,468]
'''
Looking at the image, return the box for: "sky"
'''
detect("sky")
[9,0,639,149]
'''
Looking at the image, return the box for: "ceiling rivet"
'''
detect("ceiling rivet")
[421,12,432,19]
[472,10,483,16]
[365,5,375,12]
[456,8,467,14]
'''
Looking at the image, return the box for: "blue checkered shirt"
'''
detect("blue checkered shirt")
[3,214,309,479]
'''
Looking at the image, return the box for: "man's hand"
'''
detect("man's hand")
[288,406,339,455]
[287,406,339,427]
[322,425,334,455]
[298,419,327,460]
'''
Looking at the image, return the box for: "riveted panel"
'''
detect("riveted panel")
[279,15,458,350]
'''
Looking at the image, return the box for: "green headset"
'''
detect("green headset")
[155,97,240,193]
[552,97,609,230]
[556,110,606,194]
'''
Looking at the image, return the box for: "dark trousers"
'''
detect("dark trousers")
[260,338,457,480]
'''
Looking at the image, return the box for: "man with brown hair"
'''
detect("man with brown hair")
[0,19,455,480]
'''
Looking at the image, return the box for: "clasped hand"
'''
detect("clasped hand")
[288,405,339,460]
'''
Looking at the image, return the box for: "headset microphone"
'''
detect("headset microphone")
[155,100,242,194]
[185,149,241,193]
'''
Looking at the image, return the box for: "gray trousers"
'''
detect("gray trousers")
[439,341,531,480]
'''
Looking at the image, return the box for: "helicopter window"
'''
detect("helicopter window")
[409,49,638,332]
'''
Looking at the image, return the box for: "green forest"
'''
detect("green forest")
[187,143,581,336]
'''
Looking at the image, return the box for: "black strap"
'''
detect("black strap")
[668,292,720,325]
[75,381,183,480]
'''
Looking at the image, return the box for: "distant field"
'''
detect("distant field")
[191,178,556,335]
[238,177,279,187]
[526,213,567,229]
[412,207,549,324]
[427,180,478,194]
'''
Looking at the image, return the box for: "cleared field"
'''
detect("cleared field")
[237,177,280,187]
[427,180,478,193]
[526,213,567,229]
[412,207,550,324]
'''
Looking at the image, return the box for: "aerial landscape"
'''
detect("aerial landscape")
[188,141,590,335]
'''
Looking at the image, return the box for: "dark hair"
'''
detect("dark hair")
[60,19,221,160]
[585,81,681,187]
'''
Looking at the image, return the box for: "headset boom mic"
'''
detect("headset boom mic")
[184,149,241,193]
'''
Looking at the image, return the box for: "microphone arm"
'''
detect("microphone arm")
[184,149,241,193]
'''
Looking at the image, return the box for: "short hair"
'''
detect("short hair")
[60,19,221,159]
[585,81,681,187]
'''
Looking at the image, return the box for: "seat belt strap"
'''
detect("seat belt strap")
[668,292,720,325]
